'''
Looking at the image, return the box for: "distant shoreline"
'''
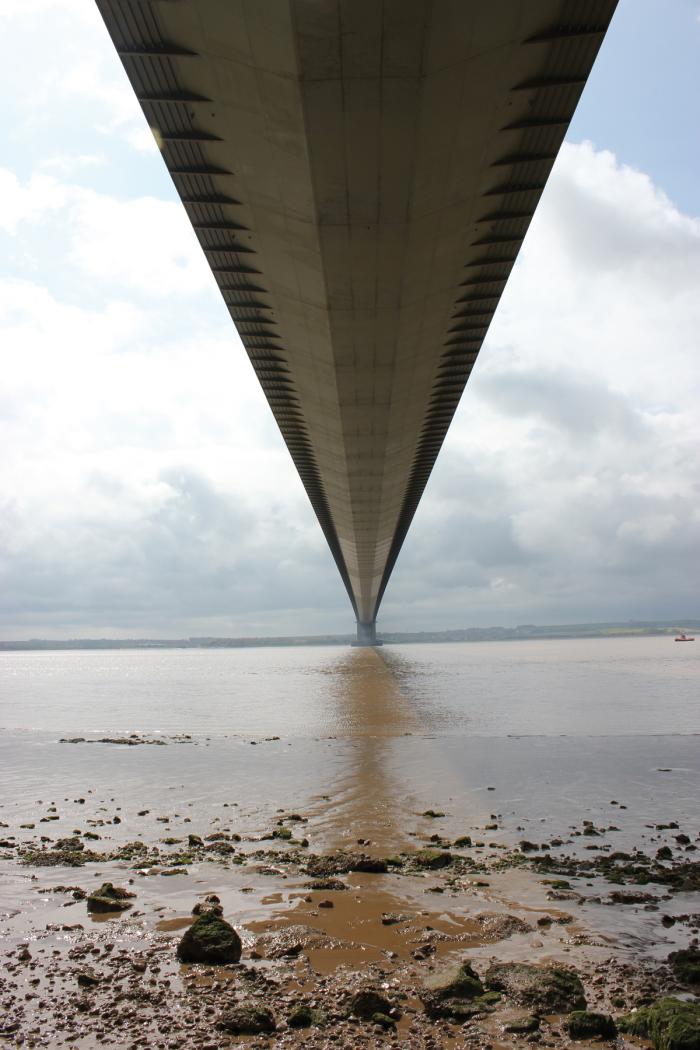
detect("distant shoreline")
[1,620,698,651]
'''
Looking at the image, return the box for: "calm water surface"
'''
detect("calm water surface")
[0,637,697,856]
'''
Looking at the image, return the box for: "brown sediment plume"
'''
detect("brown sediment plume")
[310,647,423,855]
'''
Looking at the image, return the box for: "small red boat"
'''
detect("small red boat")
[675,632,695,641]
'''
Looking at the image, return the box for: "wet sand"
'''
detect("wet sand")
[1,648,699,1047]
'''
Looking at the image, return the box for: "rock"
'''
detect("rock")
[76,970,101,987]
[567,1011,617,1040]
[454,836,472,848]
[475,912,533,941]
[484,963,586,1013]
[55,837,84,852]
[618,997,700,1050]
[318,899,333,909]
[305,878,346,891]
[422,962,497,1020]
[219,1002,276,1034]
[425,961,484,999]
[287,1004,325,1028]
[347,854,387,873]
[272,826,292,840]
[422,809,445,818]
[192,894,223,917]
[381,912,411,926]
[414,848,452,870]
[350,988,393,1019]
[176,911,242,964]
[86,883,135,913]
[505,1015,540,1034]
[372,1013,396,1029]
[669,947,700,985]
[610,890,658,905]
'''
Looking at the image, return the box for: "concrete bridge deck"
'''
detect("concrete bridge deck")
[96,0,617,641]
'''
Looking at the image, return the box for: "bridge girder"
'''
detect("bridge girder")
[96,0,617,628]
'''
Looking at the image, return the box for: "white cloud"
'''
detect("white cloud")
[0,0,153,156]
[0,167,214,298]
[40,154,107,175]
[1,139,699,636]
[0,170,66,234]
[68,190,214,296]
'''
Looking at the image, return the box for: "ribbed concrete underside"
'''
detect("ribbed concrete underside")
[97,0,616,625]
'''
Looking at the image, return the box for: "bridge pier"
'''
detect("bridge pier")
[353,620,381,647]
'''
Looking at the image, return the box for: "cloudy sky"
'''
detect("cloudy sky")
[1,0,699,639]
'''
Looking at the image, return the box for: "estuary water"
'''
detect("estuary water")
[0,636,698,857]
[1,635,699,1050]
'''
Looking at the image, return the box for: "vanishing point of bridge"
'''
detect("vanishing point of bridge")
[97,1,616,645]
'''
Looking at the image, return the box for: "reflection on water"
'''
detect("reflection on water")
[312,648,421,851]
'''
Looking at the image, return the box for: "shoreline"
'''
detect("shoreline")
[2,758,698,1049]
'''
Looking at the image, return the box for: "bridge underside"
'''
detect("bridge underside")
[97,0,616,632]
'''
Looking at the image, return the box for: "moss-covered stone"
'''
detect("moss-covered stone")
[454,835,472,848]
[176,911,242,964]
[424,962,484,1000]
[414,848,452,870]
[422,809,445,818]
[219,1002,276,1034]
[505,1015,540,1034]
[371,1012,396,1029]
[567,1011,617,1040]
[669,947,700,985]
[484,962,586,1013]
[287,1004,325,1028]
[618,998,700,1050]
[272,826,292,840]
[86,882,135,913]
[347,854,387,873]
[422,962,492,1019]
[350,988,393,1019]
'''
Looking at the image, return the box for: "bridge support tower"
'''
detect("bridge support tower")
[353,621,381,647]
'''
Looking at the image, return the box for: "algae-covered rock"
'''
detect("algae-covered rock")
[176,910,242,964]
[191,894,222,917]
[371,1012,396,1029]
[272,826,292,840]
[350,988,393,1019]
[505,1015,540,1034]
[86,882,135,913]
[618,997,700,1050]
[287,1004,326,1028]
[425,961,484,1000]
[484,962,586,1013]
[567,1010,617,1040]
[669,947,700,985]
[219,1002,276,1034]
[55,837,84,852]
[347,854,388,873]
[414,848,452,870]
[422,962,495,1020]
